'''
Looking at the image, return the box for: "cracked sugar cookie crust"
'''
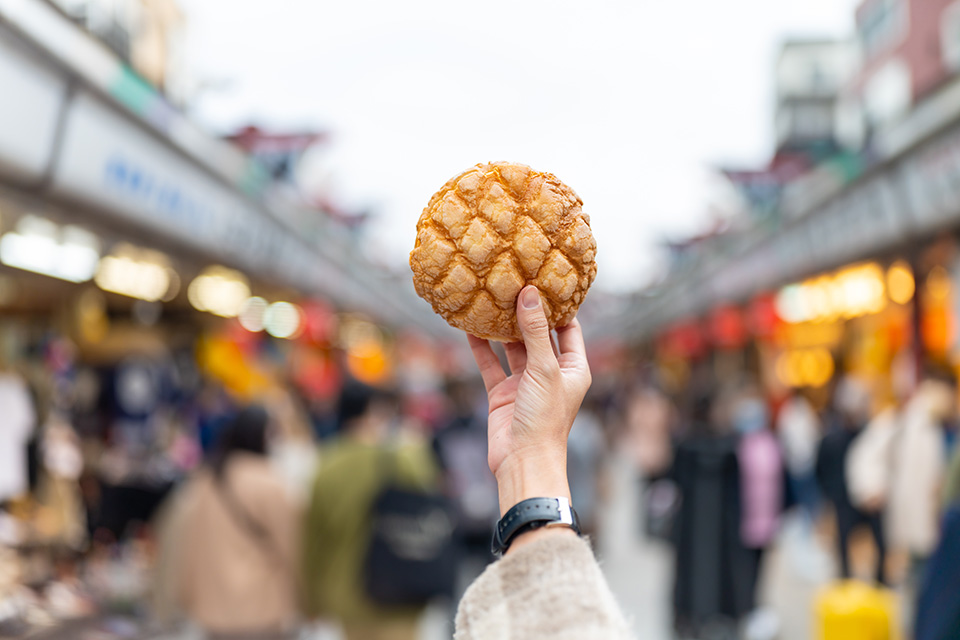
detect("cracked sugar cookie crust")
[410,162,598,342]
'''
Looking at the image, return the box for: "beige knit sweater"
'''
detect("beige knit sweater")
[455,534,633,640]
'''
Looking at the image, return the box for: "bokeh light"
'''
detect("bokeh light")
[887,261,915,305]
[187,267,251,317]
[263,301,302,339]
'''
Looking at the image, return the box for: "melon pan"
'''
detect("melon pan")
[410,162,597,342]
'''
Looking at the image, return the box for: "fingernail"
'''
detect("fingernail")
[521,287,540,309]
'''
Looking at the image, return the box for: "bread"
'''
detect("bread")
[410,162,597,341]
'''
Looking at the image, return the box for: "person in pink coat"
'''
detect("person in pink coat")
[734,391,784,604]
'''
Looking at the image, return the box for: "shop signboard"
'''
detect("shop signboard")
[0,0,265,195]
[50,91,297,284]
[899,126,960,233]
[0,30,67,184]
[709,242,779,302]
[801,175,906,269]
[704,173,909,316]
[45,90,438,325]
[638,112,960,338]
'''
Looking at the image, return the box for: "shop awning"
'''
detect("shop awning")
[605,74,960,341]
[0,0,450,334]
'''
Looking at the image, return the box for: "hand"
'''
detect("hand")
[468,285,592,520]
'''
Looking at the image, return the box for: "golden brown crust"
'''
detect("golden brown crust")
[410,162,598,341]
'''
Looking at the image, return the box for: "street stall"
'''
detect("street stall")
[0,2,456,635]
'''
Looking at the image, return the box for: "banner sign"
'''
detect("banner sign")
[0,29,67,184]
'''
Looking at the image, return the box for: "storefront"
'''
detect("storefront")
[0,4,462,633]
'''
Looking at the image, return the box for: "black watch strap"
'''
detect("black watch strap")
[491,497,581,556]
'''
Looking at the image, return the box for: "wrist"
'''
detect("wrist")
[495,447,570,516]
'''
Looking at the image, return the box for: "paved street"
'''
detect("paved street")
[598,453,674,640]
[594,452,844,640]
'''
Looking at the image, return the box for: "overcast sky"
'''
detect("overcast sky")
[183,0,859,293]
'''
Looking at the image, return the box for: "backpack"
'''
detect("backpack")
[363,450,457,606]
[433,419,499,539]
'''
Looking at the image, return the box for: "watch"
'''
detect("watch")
[491,497,582,556]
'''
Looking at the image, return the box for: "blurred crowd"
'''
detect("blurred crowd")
[0,319,496,639]
[2,307,960,640]
[3,318,960,640]
[612,361,960,640]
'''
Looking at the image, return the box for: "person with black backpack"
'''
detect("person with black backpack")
[432,379,499,568]
[302,382,444,640]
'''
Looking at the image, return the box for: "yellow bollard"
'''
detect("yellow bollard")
[814,580,898,640]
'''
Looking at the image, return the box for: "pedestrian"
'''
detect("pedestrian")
[567,395,608,536]
[672,388,755,637]
[776,389,821,529]
[818,376,886,583]
[915,505,960,640]
[886,376,953,580]
[302,382,440,640]
[942,445,960,509]
[623,385,674,481]
[155,405,301,639]
[734,391,783,610]
[431,378,499,602]
[622,385,677,542]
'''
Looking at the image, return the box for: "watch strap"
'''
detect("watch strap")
[491,497,581,556]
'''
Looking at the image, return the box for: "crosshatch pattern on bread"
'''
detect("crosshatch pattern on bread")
[410,162,598,342]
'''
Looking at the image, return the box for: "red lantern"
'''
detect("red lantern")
[709,305,747,349]
[658,320,707,359]
[748,293,780,340]
[299,300,337,345]
[293,349,342,400]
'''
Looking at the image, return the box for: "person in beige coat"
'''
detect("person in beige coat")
[453,286,632,640]
[156,406,300,639]
[847,378,953,558]
[885,378,952,558]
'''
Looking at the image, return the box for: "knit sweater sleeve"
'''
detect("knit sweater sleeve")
[454,534,633,640]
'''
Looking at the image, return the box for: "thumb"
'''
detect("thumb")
[516,286,557,373]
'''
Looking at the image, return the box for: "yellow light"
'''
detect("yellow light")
[777,262,887,324]
[339,315,384,349]
[803,348,834,387]
[77,288,108,343]
[805,278,834,322]
[776,352,794,387]
[780,322,844,348]
[887,261,914,305]
[346,339,391,385]
[925,265,951,302]
[187,266,250,317]
[866,264,887,314]
[162,269,181,301]
[775,348,834,388]
[837,263,885,318]
[95,255,171,301]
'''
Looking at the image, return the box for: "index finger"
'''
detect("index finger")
[467,334,507,393]
[503,341,527,375]
[555,317,586,358]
